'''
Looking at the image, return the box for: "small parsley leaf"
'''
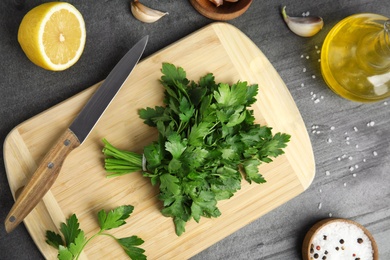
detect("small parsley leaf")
[45,230,64,249]
[117,236,146,260]
[60,214,81,247]
[98,205,134,230]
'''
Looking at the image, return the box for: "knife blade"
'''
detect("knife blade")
[5,36,148,233]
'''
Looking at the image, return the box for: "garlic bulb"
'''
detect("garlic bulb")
[282,6,323,37]
[131,0,168,23]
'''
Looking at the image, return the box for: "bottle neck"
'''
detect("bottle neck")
[356,19,390,73]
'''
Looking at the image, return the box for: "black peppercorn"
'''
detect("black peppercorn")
[314,253,319,259]
[335,247,339,251]
[357,238,363,244]
[339,239,344,244]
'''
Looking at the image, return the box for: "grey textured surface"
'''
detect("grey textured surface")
[1,0,389,259]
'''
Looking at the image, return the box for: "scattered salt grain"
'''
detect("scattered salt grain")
[315,45,318,49]
[301,83,305,87]
[348,156,353,160]
[355,144,359,148]
[330,126,335,130]
[317,50,321,54]
[303,67,307,72]
[354,126,358,132]
[312,75,316,79]
[349,166,355,172]
[309,221,374,260]
[314,99,320,104]
[318,202,322,210]
[353,173,357,177]
[301,54,304,58]
[327,138,332,143]
[367,121,375,127]
[344,182,347,187]
[373,151,378,156]
[329,213,333,217]
[306,56,310,59]
[318,59,321,62]
[337,157,341,161]
[325,171,330,176]
[384,101,388,105]
[363,158,367,162]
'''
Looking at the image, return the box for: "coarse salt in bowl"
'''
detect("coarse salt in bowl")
[302,218,378,260]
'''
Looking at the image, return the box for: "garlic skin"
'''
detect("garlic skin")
[282,6,323,37]
[131,0,168,23]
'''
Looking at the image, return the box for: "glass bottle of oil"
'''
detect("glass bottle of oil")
[321,14,390,102]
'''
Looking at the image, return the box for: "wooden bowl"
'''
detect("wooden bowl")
[190,0,253,21]
[302,218,378,260]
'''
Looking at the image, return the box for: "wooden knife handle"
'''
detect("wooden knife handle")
[5,128,81,233]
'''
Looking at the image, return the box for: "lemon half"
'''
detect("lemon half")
[18,2,86,71]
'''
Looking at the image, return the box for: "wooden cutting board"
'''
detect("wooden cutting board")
[4,22,315,259]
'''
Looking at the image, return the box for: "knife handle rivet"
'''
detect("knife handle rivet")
[47,162,54,169]
[64,139,71,146]
[9,216,16,222]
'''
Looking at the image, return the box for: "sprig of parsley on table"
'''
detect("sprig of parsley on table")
[102,63,290,236]
[45,205,146,260]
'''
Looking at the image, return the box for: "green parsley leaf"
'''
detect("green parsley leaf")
[60,214,81,247]
[58,245,74,260]
[117,236,146,260]
[67,231,86,258]
[160,174,181,195]
[45,230,64,249]
[98,205,134,231]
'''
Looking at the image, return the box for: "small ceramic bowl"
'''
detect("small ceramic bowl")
[302,218,378,260]
[190,0,253,21]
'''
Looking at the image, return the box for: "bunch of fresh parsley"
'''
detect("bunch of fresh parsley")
[46,205,146,260]
[103,63,290,236]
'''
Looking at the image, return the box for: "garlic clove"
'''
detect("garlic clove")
[209,0,224,7]
[131,0,168,23]
[282,6,323,37]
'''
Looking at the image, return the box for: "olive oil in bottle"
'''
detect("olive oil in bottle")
[321,14,390,102]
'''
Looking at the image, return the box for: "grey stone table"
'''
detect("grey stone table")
[0,0,389,259]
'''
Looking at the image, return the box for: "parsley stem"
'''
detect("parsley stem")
[102,138,143,177]
[75,232,101,260]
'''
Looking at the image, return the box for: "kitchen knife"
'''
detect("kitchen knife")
[5,36,148,233]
